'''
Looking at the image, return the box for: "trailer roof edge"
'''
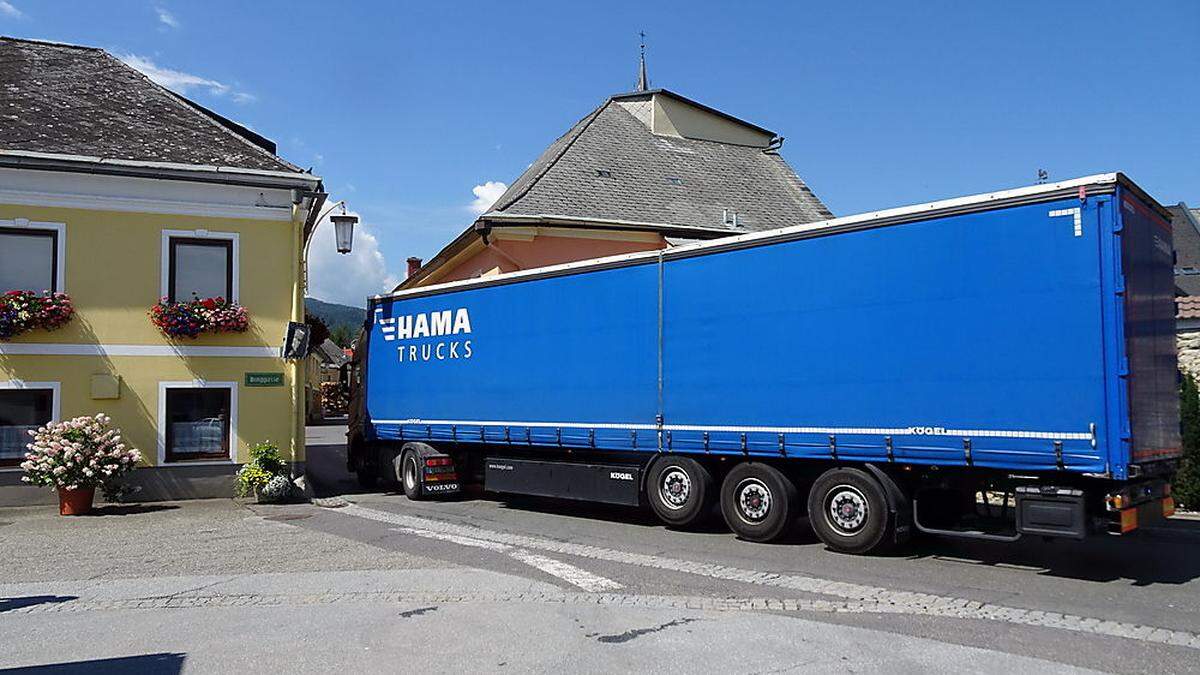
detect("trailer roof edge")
[372,173,1159,303]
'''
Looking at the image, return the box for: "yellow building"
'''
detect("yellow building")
[0,38,328,504]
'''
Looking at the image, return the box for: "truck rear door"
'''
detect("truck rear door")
[1120,187,1182,470]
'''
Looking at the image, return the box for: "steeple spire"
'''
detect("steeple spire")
[636,31,649,92]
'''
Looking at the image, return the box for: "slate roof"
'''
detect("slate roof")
[0,37,302,174]
[485,91,832,232]
[1170,203,1200,295]
[312,339,350,367]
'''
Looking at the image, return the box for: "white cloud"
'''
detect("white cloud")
[155,6,179,29]
[117,53,255,103]
[0,1,24,18]
[469,181,508,215]
[119,53,227,95]
[306,200,400,307]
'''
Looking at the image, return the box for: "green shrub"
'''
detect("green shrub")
[235,441,290,499]
[1176,373,1200,511]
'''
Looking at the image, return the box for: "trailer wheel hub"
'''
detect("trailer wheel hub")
[826,485,868,535]
[736,478,772,523]
[659,468,692,509]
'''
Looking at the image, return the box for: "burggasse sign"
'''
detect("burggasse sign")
[245,372,285,387]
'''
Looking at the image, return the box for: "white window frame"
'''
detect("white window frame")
[0,218,67,293]
[0,380,61,472]
[157,380,238,465]
[160,229,239,303]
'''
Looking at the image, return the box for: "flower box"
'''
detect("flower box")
[150,296,249,339]
[0,290,74,341]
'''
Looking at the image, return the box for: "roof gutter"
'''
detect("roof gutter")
[478,212,742,238]
[0,150,321,190]
[400,212,752,290]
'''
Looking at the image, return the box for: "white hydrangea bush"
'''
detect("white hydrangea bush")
[20,414,142,490]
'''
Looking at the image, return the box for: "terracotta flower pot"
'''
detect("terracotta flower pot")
[58,486,95,516]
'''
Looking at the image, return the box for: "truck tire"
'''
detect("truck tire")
[808,467,893,554]
[398,448,426,500]
[720,463,799,543]
[646,455,714,528]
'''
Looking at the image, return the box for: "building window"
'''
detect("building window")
[168,237,233,302]
[0,226,58,293]
[0,384,57,467]
[161,384,235,463]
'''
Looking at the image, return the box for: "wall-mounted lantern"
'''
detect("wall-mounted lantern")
[330,203,359,255]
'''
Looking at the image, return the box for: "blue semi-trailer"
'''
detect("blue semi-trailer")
[347,173,1180,554]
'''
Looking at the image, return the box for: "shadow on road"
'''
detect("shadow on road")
[86,504,179,517]
[0,653,186,674]
[904,517,1200,585]
[0,595,77,613]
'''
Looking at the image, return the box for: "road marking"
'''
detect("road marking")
[393,525,622,592]
[394,526,511,552]
[508,549,623,592]
[335,503,1200,650]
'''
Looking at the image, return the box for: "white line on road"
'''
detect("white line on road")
[393,525,623,592]
[394,526,511,552]
[335,503,1200,650]
[508,549,623,592]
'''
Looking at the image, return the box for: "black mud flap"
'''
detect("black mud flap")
[1015,486,1086,539]
[405,443,461,498]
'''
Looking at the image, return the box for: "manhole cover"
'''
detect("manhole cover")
[264,514,312,522]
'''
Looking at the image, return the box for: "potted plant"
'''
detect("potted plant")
[235,441,296,503]
[20,414,142,515]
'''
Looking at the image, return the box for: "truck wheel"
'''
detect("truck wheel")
[720,463,798,543]
[808,467,892,554]
[398,449,425,500]
[646,455,714,528]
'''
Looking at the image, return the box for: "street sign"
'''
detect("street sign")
[245,372,285,387]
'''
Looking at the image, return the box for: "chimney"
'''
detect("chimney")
[406,257,423,278]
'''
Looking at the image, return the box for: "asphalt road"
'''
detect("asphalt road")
[300,425,1200,673]
[2,425,1197,674]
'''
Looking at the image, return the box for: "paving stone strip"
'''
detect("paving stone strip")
[325,502,1200,650]
[5,586,1199,651]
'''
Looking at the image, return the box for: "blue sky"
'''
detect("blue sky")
[3,0,1198,306]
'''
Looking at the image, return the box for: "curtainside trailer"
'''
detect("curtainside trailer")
[347,173,1180,554]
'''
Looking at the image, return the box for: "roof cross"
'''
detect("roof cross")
[636,31,649,92]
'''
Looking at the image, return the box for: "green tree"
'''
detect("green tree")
[329,324,355,349]
[304,313,330,355]
[1176,372,1200,510]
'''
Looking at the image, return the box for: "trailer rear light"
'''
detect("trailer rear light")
[1119,508,1138,533]
[425,457,454,467]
